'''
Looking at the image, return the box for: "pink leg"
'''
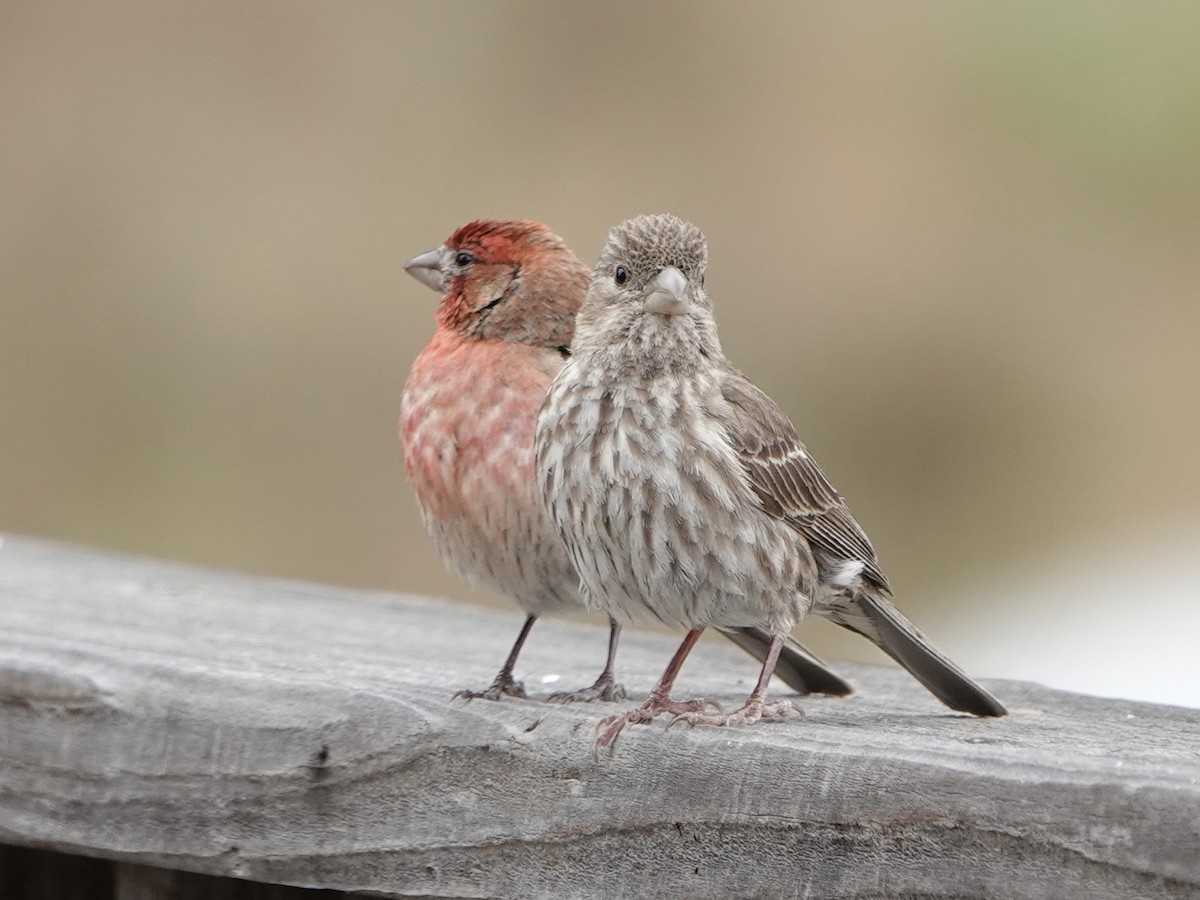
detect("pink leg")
[667,632,802,730]
[594,628,721,751]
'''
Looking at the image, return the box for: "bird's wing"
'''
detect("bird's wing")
[718,365,890,591]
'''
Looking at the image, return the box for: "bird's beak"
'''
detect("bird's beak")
[403,249,446,294]
[642,266,689,316]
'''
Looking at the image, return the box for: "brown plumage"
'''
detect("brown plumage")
[400,219,853,702]
[535,213,1005,747]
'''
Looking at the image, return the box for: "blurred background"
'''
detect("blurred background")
[2,2,1198,707]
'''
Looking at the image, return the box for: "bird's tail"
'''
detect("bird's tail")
[829,593,1006,717]
[722,626,855,697]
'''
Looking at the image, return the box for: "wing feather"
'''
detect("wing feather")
[718,366,890,592]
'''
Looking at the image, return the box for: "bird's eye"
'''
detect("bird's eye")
[455,251,474,268]
[614,265,628,286]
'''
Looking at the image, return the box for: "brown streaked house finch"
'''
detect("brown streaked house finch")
[400,219,853,702]
[534,213,1006,746]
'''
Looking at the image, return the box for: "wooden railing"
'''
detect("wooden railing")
[1,535,1197,899]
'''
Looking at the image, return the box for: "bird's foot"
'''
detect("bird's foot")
[451,673,526,702]
[547,673,627,703]
[667,697,802,731]
[593,695,723,752]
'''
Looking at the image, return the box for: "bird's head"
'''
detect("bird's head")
[404,220,586,347]
[573,214,722,365]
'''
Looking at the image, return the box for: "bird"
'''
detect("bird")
[399,219,854,703]
[533,213,1006,748]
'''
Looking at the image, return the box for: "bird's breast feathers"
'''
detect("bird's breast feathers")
[538,368,808,630]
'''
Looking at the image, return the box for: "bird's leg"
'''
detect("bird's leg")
[594,628,720,750]
[453,614,536,701]
[667,632,802,730]
[549,618,627,703]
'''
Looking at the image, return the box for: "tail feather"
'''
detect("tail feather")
[722,626,855,697]
[830,593,1006,716]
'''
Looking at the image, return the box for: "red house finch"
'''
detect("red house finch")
[534,214,1006,747]
[400,220,852,702]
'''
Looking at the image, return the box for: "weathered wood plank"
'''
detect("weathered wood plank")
[1,534,1198,899]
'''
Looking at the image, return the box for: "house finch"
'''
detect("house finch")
[400,219,853,702]
[534,213,1006,747]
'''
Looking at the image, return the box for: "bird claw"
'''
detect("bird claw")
[662,696,723,716]
[590,695,723,753]
[548,676,627,704]
[451,675,527,703]
[592,707,654,755]
[667,698,802,730]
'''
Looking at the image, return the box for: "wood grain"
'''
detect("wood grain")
[1,535,1197,899]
